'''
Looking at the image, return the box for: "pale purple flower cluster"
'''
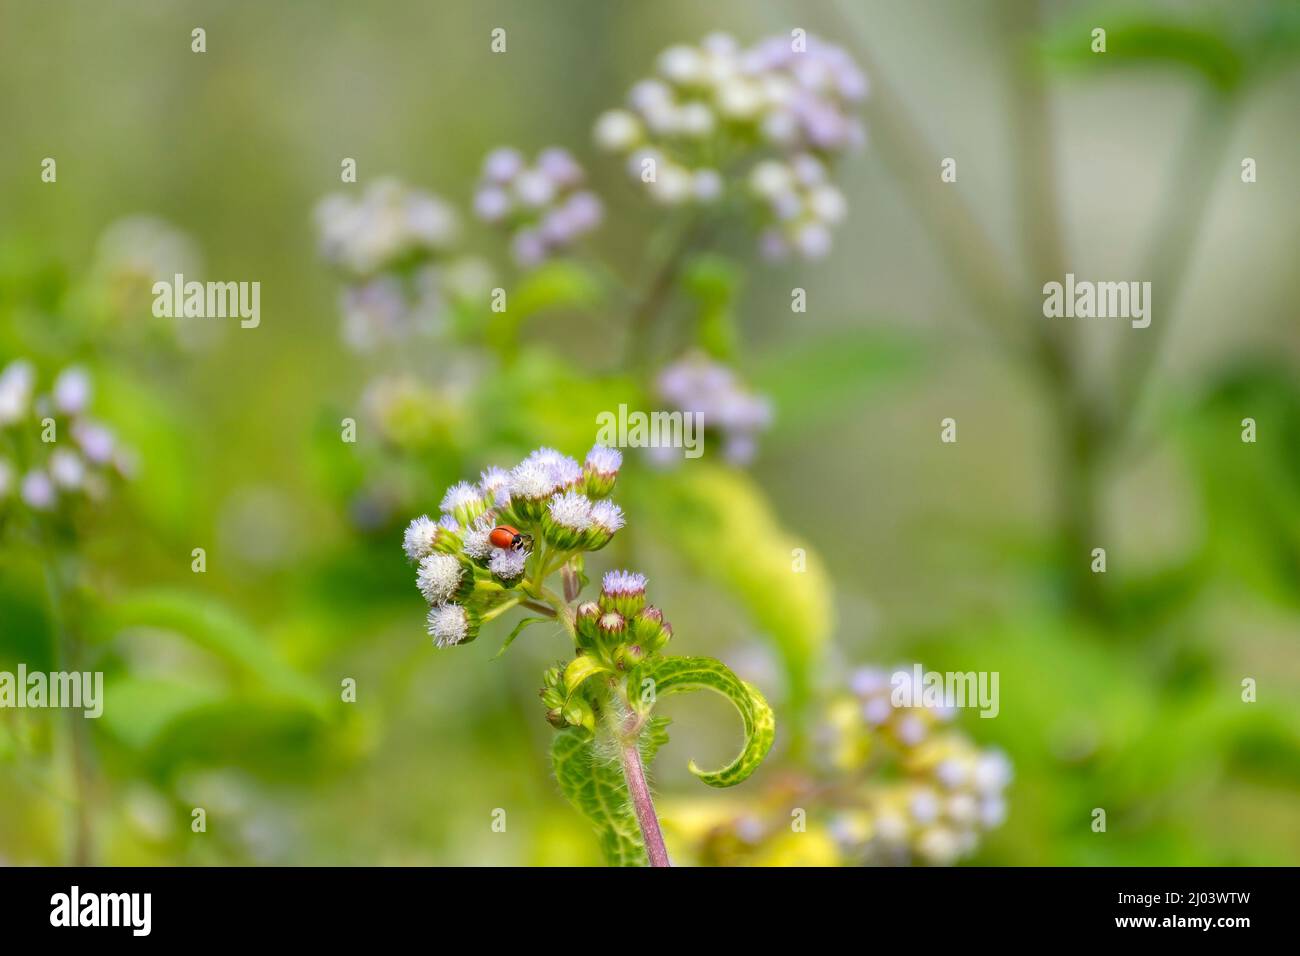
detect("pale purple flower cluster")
[0,360,132,514]
[474,147,603,267]
[593,32,864,257]
[316,180,493,353]
[656,353,773,464]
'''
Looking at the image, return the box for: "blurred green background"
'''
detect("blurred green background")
[1,0,1298,866]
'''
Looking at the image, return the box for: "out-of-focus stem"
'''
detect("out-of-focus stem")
[623,214,708,370]
[44,554,92,866]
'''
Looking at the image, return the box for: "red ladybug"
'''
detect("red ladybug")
[489,525,533,552]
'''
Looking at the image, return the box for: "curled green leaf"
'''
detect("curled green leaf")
[637,655,775,788]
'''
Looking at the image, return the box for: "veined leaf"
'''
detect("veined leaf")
[637,655,775,788]
[550,717,670,867]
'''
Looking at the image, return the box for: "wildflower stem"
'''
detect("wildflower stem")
[42,548,93,866]
[618,731,671,868]
[520,600,557,618]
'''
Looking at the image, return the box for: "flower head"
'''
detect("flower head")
[427,603,479,648]
[462,513,499,561]
[416,552,467,606]
[474,147,602,267]
[600,570,647,617]
[440,481,487,526]
[543,489,593,549]
[316,178,460,278]
[595,33,864,258]
[583,444,622,498]
[479,466,511,507]
[402,514,441,562]
[489,547,528,582]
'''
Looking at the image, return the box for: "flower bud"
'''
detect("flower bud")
[597,611,626,644]
[546,707,567,728]
[582,445,622,498]
[440,481,488,527]
[631,606,665,647]
[649,621,673,652]
[614,643,647,670]
[563,696,596,733]
[575,602,601,649]
[599,570,647,617]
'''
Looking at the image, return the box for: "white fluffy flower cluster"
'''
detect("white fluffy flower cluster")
[315,179,492,353]
[593,31,865,257]
[316,178,461,277]
[820,666,1013,866]
[0,360,133,514]
[473,147,604,267]
[401,445,626,649]
[655,352,773,465]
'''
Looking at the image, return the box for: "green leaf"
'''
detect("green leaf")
[92,589,327,713]
[550,717,670,867]
[562,655,613,697]
[635,464,832,744]
[492,615,550,659]
[637,655,775,788]
[1038,12,1246,91]
[487,260,603,358]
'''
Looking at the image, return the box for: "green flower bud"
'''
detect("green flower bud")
[575,602,601,649]
[598,611,625,645]
[546,707,567,728]
[614,643,647,670]
[649,621,673,652]
[563,696,596,733]
[631,606,665,647]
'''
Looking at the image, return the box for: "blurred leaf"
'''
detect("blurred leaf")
[477,348,640,454]
[681,254,741,360]
[1039,11,1246,91]
[142,695,337,783]
[1176,365,1300,607]
[637,655,775,787]
[94,589,328,712]
[751,329,924,440]
[550,716,669,867]
[637,464,834,742]
[488,260,603,359]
